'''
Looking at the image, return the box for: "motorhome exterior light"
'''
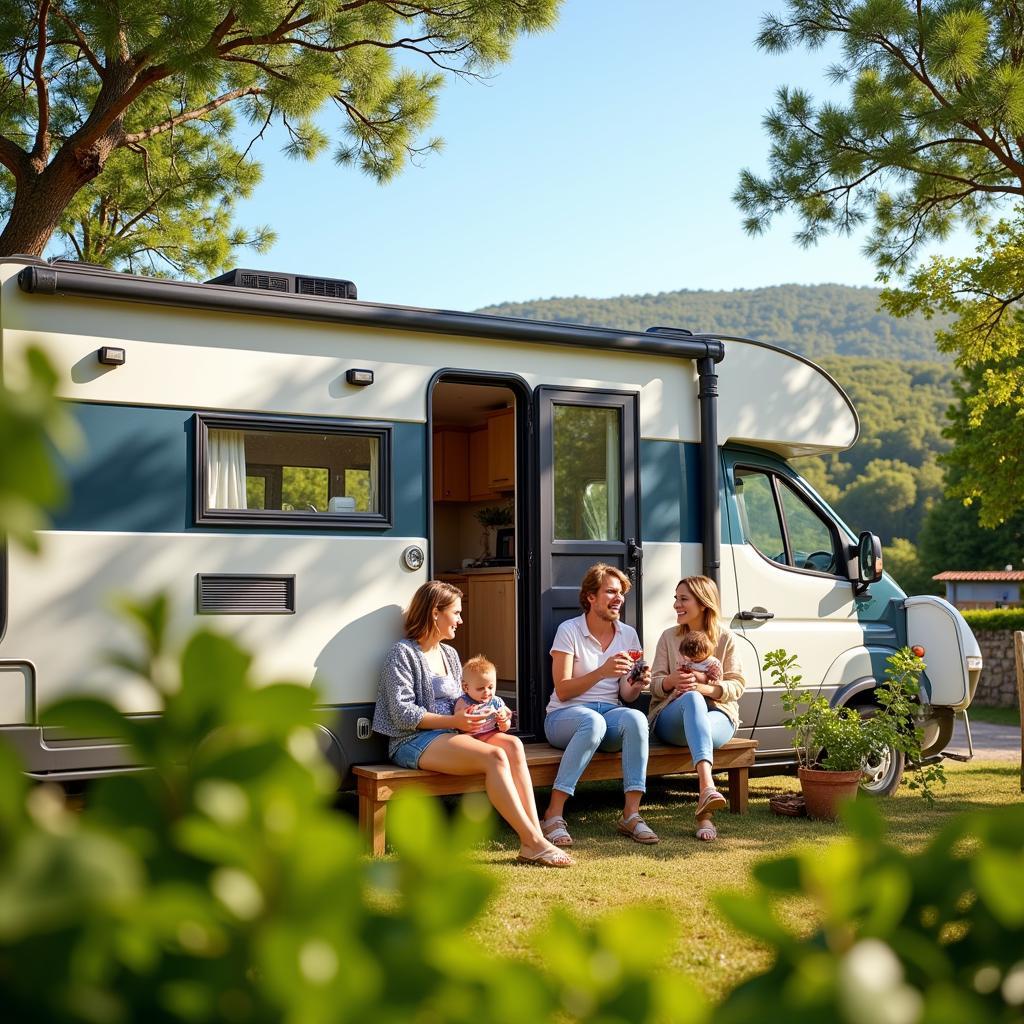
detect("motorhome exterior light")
[98,346,125,365]
[911,645,926,657]
[346,368,374,386]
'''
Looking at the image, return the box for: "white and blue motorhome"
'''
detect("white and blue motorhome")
[0,258,982,792]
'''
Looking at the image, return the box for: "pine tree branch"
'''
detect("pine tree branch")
[219,55,291,82]
[0,136,30,181]
[240,106,275,162]
[209,9,239,48]
[121,87,264,145]
[31,0,51,162]
[51,2,104,79]
[777,5,1024,181]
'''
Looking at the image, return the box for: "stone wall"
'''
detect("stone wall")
[974,630,1023,708]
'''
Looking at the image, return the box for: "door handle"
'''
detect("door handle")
[627,538,643,565]
[738,607,775,620]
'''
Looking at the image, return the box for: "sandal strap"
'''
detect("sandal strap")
[541,816,572,843]
[620,814,657,838]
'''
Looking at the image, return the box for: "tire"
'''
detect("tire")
[856,704,905,797]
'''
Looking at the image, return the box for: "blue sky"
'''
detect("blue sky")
[235,2,936,311]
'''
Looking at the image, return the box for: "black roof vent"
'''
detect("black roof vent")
[207,268,357,300]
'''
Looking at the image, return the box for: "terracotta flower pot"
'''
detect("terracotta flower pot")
[798,766,863,820]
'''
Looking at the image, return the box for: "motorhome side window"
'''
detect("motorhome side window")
[196,414,391,528]
[734,467,841,575]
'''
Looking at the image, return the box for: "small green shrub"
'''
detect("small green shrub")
[962,608,1024,632]
[765,647,945,800]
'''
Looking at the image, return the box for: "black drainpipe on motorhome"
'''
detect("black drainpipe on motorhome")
[646,327,725,589]
[697,355,721,587]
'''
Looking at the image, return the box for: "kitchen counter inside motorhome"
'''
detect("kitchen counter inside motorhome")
[440,566,515,575]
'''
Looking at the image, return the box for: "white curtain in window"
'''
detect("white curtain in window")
[582,482,608,540]
[579,411,620,541]
[207,430,248,509]
[368,439,379,512]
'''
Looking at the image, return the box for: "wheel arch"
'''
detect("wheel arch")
[824,644,898,707]
[832,675,879,708]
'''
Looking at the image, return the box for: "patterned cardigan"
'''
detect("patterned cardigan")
[372,638,463,757]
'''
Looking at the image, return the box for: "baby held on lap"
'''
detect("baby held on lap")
[455,655,513,740]
[671,630,722,706]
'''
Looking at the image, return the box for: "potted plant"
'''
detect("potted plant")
[473,502,513,561]
[764,647,944,819]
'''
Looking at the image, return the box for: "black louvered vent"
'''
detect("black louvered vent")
[296,276,357,300]
[206,268,357,299]
[197,574,296,614]
[238,272,289,292]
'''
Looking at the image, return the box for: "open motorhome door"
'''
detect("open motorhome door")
[534,387,642,707]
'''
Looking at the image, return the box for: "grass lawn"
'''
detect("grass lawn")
[971,704,1021,726]
[462,760,1022,1001]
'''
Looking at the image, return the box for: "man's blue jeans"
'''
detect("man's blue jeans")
[544,702,649,795]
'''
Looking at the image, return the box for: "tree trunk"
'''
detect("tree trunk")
[0,145,111,257]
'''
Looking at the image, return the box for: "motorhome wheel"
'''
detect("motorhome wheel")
[857,704,906,797]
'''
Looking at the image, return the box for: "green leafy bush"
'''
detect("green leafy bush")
[713,800,1024,1024]
[0,595,706,1024]
[765,647,945,800]
[962,608,1024,632]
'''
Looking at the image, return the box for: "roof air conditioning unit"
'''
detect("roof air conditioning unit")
[207,268,357,300]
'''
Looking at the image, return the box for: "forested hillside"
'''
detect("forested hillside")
[478,284,950,361]
[794,357,954,548]
[479,283,1022,592]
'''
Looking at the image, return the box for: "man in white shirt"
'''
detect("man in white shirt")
[540,563,658,847]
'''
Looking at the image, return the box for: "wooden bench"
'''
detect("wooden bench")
[353,738,758,855]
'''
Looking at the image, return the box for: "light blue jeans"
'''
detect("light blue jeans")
[654,690,735,765]
[544,702,649,796]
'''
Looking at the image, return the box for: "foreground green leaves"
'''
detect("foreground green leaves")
[0,345,79,551]
[714,800,1024,1024]
[1,596,707,1023]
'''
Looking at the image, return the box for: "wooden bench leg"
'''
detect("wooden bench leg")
[727,766,748,814]
[359,793,387,856]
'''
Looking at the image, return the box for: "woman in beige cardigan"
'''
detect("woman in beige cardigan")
[649,575,746,841]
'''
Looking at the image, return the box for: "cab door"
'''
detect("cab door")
[723,449,866,755]
[534,388,642,714]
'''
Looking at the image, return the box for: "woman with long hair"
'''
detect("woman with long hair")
[373,580,572,867]
[648,575,747,841]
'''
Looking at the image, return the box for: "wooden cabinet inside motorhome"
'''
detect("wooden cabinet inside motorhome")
[432,430,469,502]
[485,408,515,492]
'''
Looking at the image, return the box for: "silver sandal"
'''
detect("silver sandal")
[616,813,660,844]
[541,815,573,847]
[695,787,727,819]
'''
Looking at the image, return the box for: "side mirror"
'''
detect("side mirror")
[856,531,883,589]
